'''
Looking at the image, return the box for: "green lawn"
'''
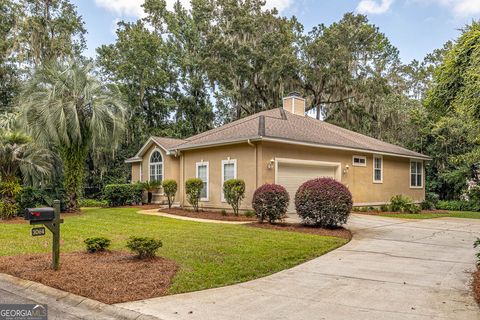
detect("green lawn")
[375,211,480,219]
[0,207,346,294]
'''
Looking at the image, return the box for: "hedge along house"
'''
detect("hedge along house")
[126,93,430,212]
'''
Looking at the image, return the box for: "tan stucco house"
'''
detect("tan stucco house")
[126,94,430,212]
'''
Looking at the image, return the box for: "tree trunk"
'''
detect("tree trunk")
[61,145,88,212]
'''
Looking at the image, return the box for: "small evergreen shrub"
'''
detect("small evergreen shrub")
[103,183,143,207]
[389,195,420,213]
[162,180,177,209]
[252,184,289,224]
[436,200,480,212]
[126,236,163,259]
[244,210,255,218]
[295,178,352,228]
[79,198,108,207]
[84,237,111,253]
[223,179,246,216]
[185,178,203,212]
[220,209,228,216]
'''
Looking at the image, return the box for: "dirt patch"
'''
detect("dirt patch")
[357,210,450,216]
[248,222,352,240]
[0,251,178,304]
[162,208,257,222]
[474,267,480,305]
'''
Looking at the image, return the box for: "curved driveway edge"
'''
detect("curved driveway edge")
[118,214,480,320]
[0,273,161,320]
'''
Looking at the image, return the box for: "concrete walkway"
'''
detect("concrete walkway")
[118,214,480,320]
[139,209,251,224]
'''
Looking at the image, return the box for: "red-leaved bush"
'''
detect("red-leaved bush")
[252,184,290,223]
[295,178,352,227]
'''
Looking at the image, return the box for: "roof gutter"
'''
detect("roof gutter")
[124,158,142,164]
[174,136,262,152]
[261,137,432,161]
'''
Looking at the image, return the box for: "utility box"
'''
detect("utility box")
[25,208,55,222]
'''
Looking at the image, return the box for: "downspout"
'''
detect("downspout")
[247,139,258,194]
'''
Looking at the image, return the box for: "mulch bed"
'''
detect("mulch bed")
[474,267,480,305]
[248,222,352,240]
[161,208,257,222]
[0,251,179,304]
[358,210,450,216]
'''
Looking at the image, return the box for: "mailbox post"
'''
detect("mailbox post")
[25,200,63,270]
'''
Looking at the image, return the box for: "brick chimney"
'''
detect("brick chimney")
[282,92,305,116]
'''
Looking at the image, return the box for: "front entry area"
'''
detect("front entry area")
[275,158,341,212]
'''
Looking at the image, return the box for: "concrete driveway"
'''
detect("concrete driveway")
[118,214,480,320]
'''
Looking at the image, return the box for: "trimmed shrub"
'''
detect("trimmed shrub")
[103,183,143,207]
[436,200,480,212]
[389,195,420,213]
[126,236,163,259]
[252,184,289,224]
[79,198,108,207]
[295,178,352,228]
[220,209,227,216]
[185,178,203,212]
[223,179,246,216]
[84,237,111,253]
[162,180,177,209]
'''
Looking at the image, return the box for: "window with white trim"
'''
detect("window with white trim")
[196,162,209,201]
[221,159,237,201]
[410,160,423,188]
[352,156,366,167]
[149,150,163,182]
[373,155,383,183]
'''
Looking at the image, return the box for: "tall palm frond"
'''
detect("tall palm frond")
[18,59,127,152]
[0,131,53,184]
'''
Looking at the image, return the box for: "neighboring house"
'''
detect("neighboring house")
[126,94,430,212]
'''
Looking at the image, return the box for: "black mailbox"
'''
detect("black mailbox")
[25,207,55,222]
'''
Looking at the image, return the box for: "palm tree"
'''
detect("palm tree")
[19,59,127,211]
[0,131,53,183]
[0,131,53,219]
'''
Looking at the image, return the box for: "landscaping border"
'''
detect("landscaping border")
[0,273,160,320]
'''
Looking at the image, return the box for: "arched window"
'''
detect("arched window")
[149,150,163,182]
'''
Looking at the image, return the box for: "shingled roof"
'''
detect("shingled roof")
[173,108,429,160]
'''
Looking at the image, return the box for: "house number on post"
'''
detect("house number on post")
[31,227,46,237]
[25,200,64,270]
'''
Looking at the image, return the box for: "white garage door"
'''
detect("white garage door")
[277,162,337,213]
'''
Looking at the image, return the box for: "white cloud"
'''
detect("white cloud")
[264,0,295,12]
[356,0,394,14]
[94,0,294,18]
[432,0,480,16]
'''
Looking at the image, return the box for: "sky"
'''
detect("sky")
[72,0,480,63]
